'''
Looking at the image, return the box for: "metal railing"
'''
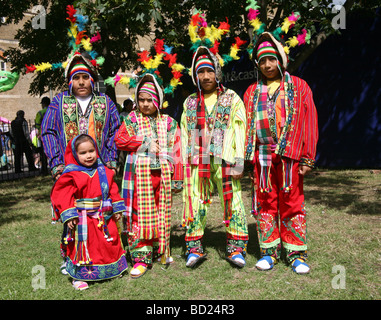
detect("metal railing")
[0,120,49,181]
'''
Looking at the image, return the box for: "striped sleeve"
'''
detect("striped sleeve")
[301,81,319,166]
[41,94,65,170]
[114,120,144,152]
[293,77,319,167]
[102,95,121,164]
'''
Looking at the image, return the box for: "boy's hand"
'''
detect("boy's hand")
[298,165,312,176]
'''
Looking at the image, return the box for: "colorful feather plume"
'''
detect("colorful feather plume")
[188,10,230,55]
[246,1,310,59]
[188,10,247,67]
[105,38,187,99]
[26,5,104,75]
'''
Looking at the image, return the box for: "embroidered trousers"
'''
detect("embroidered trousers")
[185,157,249,244]
[254,152,308,263]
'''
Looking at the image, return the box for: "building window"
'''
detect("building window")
[0,60,6,72]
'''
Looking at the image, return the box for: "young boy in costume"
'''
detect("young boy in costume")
[244,31,318,274]
[51,134,128,290]
[181,46,249,268]
[115,74,183,278]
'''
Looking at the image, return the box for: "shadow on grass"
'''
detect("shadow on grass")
[303,170,380,215]
[169,221,261,264]
[242,170,380,216]
[0,175,52,226]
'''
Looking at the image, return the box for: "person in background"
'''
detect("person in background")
[11,110,37,173]
[117,97,135,176]
[34,96,50,174]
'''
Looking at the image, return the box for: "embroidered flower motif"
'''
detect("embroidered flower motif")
[258,212,274,234]
[65,121,79,141]
[77,266,100,280]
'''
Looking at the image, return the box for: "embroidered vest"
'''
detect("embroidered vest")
[185,91,234,159]
[61,95,107,147]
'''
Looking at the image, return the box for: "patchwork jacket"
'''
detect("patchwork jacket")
[244,75,318,167]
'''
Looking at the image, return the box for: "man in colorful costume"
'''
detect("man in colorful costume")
[115,74,183,278]
[41,52,121,180]
[181,46,249,268]
[244,31,318,274]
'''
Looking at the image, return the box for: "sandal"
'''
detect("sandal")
[60,261,68,275]
[186,252,207,268]
[130,263,148,278]
[226,252,246,268]
[291,258,310,274]
[72,280,89,291]
[255,256,276,271]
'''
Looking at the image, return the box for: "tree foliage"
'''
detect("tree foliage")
[3,0,378,98]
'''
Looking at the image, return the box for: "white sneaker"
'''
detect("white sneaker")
[185,255,198,267]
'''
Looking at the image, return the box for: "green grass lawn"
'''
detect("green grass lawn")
[0,169,379,301]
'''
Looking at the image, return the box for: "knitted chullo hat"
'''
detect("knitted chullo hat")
[195,55,215,74]
[68,60,95,95]
[257,41,280,61]
[139,81,159,110]
[256,40,283,77]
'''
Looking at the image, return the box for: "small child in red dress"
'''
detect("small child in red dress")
[51,134,128,290]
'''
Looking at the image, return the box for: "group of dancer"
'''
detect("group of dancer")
[40,7,318,291]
